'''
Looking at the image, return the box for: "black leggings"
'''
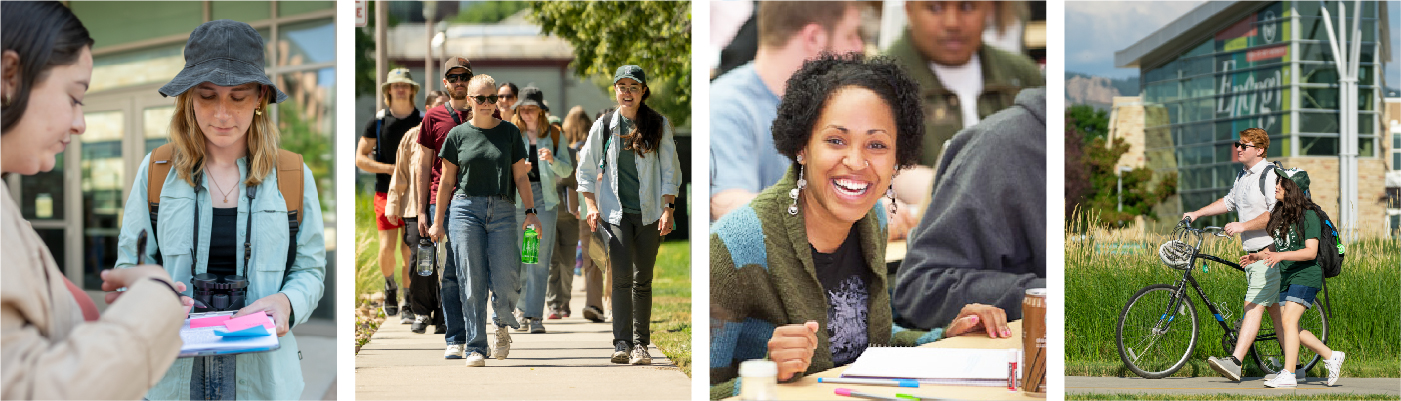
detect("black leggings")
[403,217,443,325]
[603,212,661,347]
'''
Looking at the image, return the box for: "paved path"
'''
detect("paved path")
[355,274,690,400]
[1066,376,1400,397]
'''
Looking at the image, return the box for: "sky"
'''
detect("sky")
[1066,1,1400,85]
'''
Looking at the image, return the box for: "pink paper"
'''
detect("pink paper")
[190,315,231,328]
[222,314,269,332]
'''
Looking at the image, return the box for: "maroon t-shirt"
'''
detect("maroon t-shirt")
[418,103,471,205]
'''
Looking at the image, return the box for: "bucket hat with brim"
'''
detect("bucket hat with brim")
[159,19,287,103]
[514,86,545,111]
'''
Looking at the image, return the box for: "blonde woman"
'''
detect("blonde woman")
[113,20,325,399]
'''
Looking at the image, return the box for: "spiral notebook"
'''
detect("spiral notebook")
[178,312,281,357]
[840,347,1014,387]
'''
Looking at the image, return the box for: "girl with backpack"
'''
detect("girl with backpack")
[576,65,682,365]
[113,19,327,399]
[1245,172,1345,388]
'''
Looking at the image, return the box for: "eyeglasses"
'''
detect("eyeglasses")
[469,95,499,104]
[615,85,642,94]
[1233,141,1259,150]
[445,73,471,83]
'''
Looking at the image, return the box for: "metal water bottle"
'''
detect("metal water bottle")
[522,226,539,264]
[415,238,435,276]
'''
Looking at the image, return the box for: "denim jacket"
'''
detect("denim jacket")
[575,111,682,225]
[115,152,326,400]
[515,129,573,211]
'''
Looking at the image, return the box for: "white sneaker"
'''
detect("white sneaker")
[630,343,652,365]
[464,352,486,367]
[1264,372,1297,388]
[515,311,529,332]
[1324,351,1346,386]
[443,344,465,359]
[492,325,512,360]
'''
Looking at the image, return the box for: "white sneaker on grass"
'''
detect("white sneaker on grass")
[444,344,465,359]
[1324,351,1346,386]
[1264,372,1297,388]
[493,325,512,360]
[465,352,486,367]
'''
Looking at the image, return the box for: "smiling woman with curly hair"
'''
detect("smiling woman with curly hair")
[708,52,945,399]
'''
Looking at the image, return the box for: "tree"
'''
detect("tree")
[453,1,531,23]
[1066,105,1177,228]
[529,1,691,124]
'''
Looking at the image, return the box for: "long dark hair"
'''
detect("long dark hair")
[1,1,94,133]
[620,87,665,158]
[1266,175,1311,240]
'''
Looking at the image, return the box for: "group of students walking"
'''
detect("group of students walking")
[359,58,682,367]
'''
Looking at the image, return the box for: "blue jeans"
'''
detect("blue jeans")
[190,355,236,399]
[515,181,559,319]
[447,194,522,355]
[430,204,467,346]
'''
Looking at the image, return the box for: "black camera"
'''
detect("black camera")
[191,273,249,312]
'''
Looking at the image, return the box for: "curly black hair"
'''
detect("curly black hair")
[771,52,925,169]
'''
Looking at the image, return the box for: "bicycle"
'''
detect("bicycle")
[1114,217,1330,379]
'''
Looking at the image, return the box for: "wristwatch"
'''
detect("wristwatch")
[664,203,676,210]
[525,208,538,215]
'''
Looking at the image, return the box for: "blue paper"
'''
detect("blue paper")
[214,324,270,337]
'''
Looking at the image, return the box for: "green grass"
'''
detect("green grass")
[1068,393,1399,400]
[651,240,693,377]
[1067,212,1400,378]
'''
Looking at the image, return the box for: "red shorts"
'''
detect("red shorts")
[374,192,404,231]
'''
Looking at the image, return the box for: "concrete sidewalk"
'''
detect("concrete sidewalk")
[355,273,691,400]
[1066,376,1401,397]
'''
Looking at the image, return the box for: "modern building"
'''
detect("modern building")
[1385,97,1400,236]
[5,1,337,316]
[1115,1,1392,233]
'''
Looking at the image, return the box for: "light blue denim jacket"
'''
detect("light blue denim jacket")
[575,110,682,225]
[515,130,573,210]
[115,153,326,400]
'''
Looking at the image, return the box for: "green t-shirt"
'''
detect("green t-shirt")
[439,121,527,198]
[615,115,642,214]
[1274,209,1323,290]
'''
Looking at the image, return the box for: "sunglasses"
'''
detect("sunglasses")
[469,95,499,104]
[1232,141,1259,150]
[445,73,471,83]
[500,94,517,100]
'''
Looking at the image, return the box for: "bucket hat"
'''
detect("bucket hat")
[513,86,545,111]
[382,68,420,91]
[158,20,287,103]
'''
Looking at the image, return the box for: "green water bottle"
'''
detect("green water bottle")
[522,226,539,264]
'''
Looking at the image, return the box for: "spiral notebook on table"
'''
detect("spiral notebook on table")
[840,347,1014,387]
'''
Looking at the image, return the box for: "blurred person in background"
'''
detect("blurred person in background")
[509,86,573,333]
[497,82,519,124]
[546,105,589,320]
[358,68,423,319]
[709,1,866,221]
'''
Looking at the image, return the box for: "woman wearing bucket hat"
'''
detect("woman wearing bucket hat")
[576,65,682,365]
[112,19,326,399]
[428,73,543,367]
[508,86,573,333]
[1,3,194,399]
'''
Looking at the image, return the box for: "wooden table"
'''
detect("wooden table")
[736,320,1043,400]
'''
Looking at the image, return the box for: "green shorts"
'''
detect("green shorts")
[1243,259,1280,306]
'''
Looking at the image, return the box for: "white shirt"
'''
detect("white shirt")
[1223,159,1279,251]
[930,54,984,129]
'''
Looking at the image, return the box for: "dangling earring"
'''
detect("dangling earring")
[1,94,9,107]
[886,186,897,214]
[789,155,806,216]
[255,107,263,116]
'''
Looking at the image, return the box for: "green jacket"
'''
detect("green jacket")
[884,29,1045,167]
[709,166,937,400]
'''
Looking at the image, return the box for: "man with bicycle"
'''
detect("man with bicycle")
[1181,128,1278,382]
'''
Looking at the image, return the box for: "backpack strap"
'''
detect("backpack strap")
[1257,162,1277,199]
[598,110,616,170]
[276,149,304,279]
[146,144,177,265]
[374,109,385,161]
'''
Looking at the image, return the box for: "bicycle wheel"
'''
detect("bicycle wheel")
[1250,300,1327,375]
[1117,284,1199,378]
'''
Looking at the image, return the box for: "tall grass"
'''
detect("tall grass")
[1066,209,1400,378]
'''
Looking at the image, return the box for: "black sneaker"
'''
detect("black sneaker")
[583,305,605,323]
[434,325,446,334]
[611,342,631,364]
[383,277,399,316]
[411,314,429,334]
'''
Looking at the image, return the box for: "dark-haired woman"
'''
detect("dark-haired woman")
[1243,172,1346,388]
[1,2,191,398]
[707,53,1004,400]
[497,82,520,122]
[576,65,681,366]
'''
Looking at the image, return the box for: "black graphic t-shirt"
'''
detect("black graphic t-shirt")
[811,226,871,366]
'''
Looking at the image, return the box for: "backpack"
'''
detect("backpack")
[595,109,617,182]
[146,143,304,282]
[1264,166,1346,278]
